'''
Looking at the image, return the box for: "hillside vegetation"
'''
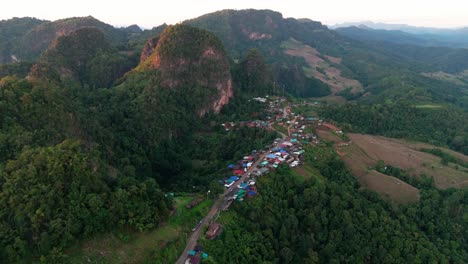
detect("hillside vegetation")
[0,9,467,263]
[186,9,468,108]
[320,102,468,155]
[203,149,468,263]
[0,23,279,262]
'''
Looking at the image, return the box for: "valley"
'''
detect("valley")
[0,7,467,264]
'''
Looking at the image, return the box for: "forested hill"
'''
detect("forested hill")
[31,27,135,88]
[334,23,468,48]
[0,16,163,65]
[0,23,248,262]
[2,11,468,107]
[0,17,46,64]
[335,26,468,49]
[185,9,344,97]
[185,9,468,108]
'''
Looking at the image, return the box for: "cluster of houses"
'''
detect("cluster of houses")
[185,97,328,263]
[266,98,286,121]
[252,97,268,103]
[221,120,269,131]
[289,116,321,145]
[224,154,257,187]
[223,154,259,200]
[258,137,306,169]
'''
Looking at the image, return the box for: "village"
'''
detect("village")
[181,96,342,264]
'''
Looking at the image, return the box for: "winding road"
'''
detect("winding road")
[175,112,288,264]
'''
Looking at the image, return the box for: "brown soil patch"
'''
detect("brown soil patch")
[361,171,420,204]
[316,129,342,143]
[324,55,342,64]
[348,134,468,189]
[283,38,362,94]
[404,141,468,164]
[295,166,307,177]
[320,95,347,104]
[315,130,420,203]
[421,71,468,86]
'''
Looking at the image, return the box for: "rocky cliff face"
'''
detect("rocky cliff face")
[139,25,233,116]
[139,36,159,63]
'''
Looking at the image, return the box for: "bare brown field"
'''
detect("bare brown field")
[421,71,468,86]
[282,38,362,94]
[348,134,468,190]
[316,129,343,143]
[319,95,347,104]
[403,141,468,164]
[361,171,420,204]
[316,130,468,203]
[340,142,420,203]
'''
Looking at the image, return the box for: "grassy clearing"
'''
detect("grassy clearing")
[65,196,213,264]
[280,38,304,50]
[293,163,324,184]
[272,123,288,135]
[292,104,318,117]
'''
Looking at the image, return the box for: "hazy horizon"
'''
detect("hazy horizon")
[2,0,468,29]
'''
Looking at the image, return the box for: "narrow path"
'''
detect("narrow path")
[287,116,297,137]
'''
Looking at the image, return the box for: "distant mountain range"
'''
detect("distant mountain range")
[330,21,468,34]
[332,21,468,48]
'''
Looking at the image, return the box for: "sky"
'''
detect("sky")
[2,0,468,28]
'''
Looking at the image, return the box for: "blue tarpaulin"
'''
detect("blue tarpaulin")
[248,191,256,196]
[188,250,196,256]
[266,154,276,159]
[280,149,287,153]
[228,176,240,182]
[228,164,235,169]
[242,163,248,168]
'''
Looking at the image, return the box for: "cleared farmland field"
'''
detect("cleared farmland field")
[348,134,468,190]
[316,129,468,203]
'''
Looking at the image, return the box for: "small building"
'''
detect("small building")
[206,222,223,240]
[194,245,204,252]
[248,190,257,197]
[239,182,248,189]
[228,176,240,182]
[243,156,255,161]
[185,255,201,264]
[233,170,244,176]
